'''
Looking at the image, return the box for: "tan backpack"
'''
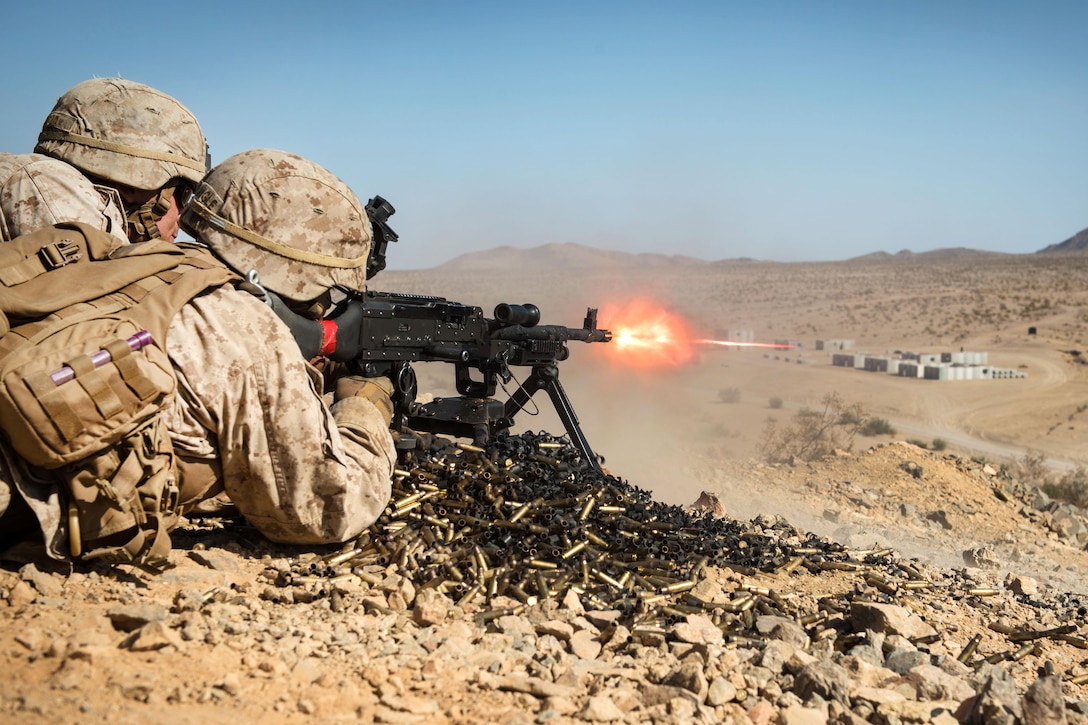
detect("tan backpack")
[0,222,236,569]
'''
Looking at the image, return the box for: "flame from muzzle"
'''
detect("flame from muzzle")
[598,299,793,369]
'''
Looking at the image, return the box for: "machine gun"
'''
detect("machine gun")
[345,196,612,472]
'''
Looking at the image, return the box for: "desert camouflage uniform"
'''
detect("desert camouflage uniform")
[165,284,396,543]
[0,152,126,243]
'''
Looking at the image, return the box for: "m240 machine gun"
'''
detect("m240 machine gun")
[345,196,612,472]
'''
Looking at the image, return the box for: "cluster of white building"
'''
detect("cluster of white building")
[718,331,1025,380]
[828,349,1026,380]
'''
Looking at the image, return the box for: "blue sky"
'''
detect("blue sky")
[2,1,1085,268]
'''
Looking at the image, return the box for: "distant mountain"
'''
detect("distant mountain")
[1038,227,1088,253]
[847,247,1009,263]
[429,241,1027,272]
[436,242,707,271]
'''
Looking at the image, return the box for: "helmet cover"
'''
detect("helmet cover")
[35,78,208,191]
[180,148,370,300]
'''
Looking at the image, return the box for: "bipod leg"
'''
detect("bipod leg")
[503,365,603,474]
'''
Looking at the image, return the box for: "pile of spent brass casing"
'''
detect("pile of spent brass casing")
[288,431,903,634]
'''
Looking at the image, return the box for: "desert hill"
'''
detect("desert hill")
[437,242,708,271]
[847,248,1010,263]
[1039,226,1088,253]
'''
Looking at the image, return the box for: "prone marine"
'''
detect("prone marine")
[0,80,396,568]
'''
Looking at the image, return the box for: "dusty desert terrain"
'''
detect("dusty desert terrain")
[402,247,1088,488]
[393,248,1088,580]
[4,248,1088,724]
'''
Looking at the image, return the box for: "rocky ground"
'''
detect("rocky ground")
[693,441,1088,595]
[3,433,1088,724]
[6,252,1088,723]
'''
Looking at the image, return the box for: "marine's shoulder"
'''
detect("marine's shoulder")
[0,151,63,177]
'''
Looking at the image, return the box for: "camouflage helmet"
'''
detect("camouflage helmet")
[180,149,370,301]
[35,78,208,191]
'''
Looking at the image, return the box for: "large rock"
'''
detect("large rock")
[1022,676,1067,725]
[793,659,852,705]
[850,602,937,640]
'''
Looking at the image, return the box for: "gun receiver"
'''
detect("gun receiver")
[344,290,612,472]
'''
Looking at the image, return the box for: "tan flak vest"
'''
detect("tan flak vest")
[0,222,237,569]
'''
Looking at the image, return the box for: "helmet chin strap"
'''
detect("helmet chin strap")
[126,184,178,241]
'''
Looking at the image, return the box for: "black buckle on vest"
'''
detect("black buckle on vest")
[38,239,82,270]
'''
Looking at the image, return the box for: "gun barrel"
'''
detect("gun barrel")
[492,325,612,343]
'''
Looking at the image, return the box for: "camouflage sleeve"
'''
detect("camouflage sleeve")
[163,285,395,544]
[0,153,127,242]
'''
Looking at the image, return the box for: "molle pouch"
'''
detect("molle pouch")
[0,315,175,468]
[65,416,178,569]
[0,315,179,570]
